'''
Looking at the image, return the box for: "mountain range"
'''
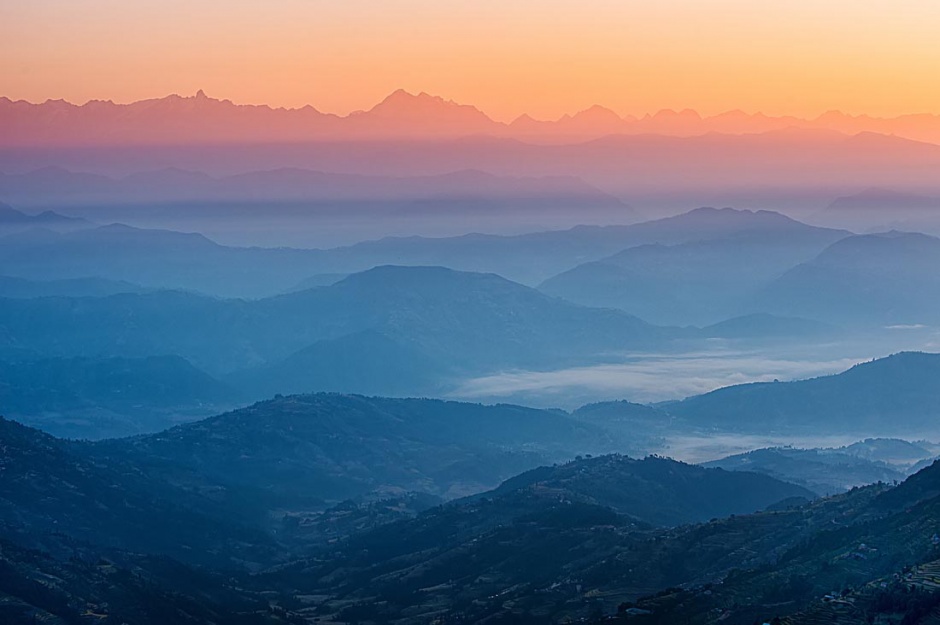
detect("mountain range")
[0,206,857,294]
[4,383,940,623]
[7,85,940,625]
[246,454,940,625]
[6,89,940,145]
[84,394,619,509]
[0,265,669,375]
[0,167,630,220]
[540,224,940,327]
[0,263,684,441]
[0,202,85,235]
[538,209,848,324]
[5,130,940,206]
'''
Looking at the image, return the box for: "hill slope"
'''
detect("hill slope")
[0,265,672,379]
[703,446,906,495]
[754,231,940,325]
[0,355,238,439]
[0,417,275,567]
[539,210,848,324]
[668,351,940,434]
[88,393,616,506]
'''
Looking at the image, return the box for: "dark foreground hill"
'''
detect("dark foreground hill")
[475,454,814,526]
[3,398,940,624]
[258,461,940,625]
[0,536,291,625]
[89,394,615,506]
[0,417,276,568]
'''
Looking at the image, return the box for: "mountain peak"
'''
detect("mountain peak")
[651,108,702,121]
[571,104,621,122]
[365,89,495,128]
[372,89,446,111]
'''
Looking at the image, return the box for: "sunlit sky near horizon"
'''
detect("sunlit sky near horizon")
[3,1,940,121]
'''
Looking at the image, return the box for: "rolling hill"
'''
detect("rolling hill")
[0,416,277,568]
[703,446,907,495]
[0,355,239,439]
[667,352,940,435]
[539,211,848,324]
[3,402,940,624]
[0,275,146,298]
[754,231,940,325]
[0,207,847,294]
[0,265,673,379]
[477,454,816,526]
[86,393,617,506]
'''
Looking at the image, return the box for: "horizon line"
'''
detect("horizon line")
[4,89,940,126]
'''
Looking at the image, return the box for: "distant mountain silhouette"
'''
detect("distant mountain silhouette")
[226,330,448,399]
[0,166,627,213]
[573,399,672,429]
[0,275,146,298]
[704,446,906,495]
[754,231,940,324]
[840,437,938,465]
[329,207,847,285]
[0,223,323,297]
[349,89,495,136]
[6,90,940,144]
[828,187,940,212]
[0,356,238,439]
[0,211,688,297]
[0,201,86,234]
[700,313,836,339]
[266,265,668,371]
[4,125,940,204]
[282,272,348,292]
[0,202,75,224]
[669,352,940,434]
[570,400,676,453]
[539,209,848,324]
[0,265,676,383]
[817,187,940,231]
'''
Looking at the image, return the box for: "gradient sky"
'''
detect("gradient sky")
[3,0,940,121]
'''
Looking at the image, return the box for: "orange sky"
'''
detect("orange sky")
[3,1,940,121]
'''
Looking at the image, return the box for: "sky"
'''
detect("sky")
[3,1,940,121]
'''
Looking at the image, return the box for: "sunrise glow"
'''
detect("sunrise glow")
[4,0,940,120]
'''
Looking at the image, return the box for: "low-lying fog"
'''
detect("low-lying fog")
[449,327,940,408]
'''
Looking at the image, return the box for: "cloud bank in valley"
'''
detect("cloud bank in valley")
[449,351,875,406]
